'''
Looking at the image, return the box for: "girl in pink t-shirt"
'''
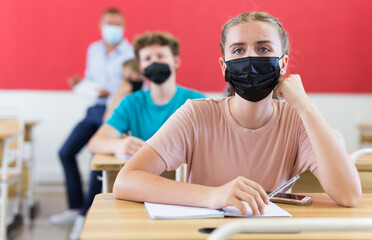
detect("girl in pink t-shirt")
[113,12,361,215]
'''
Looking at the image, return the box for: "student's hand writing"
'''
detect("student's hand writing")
[67,75,82,88]
[207,176,269,215]
[115,136,145,156]
[275,74,311,111]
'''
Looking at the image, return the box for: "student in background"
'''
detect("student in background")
[112,12,361,215]
[67,31,204,238]
[103,59,145,121]
[88,32,204,156]
[50,8,134,228]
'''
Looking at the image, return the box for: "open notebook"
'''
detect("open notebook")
[145,201,291,219]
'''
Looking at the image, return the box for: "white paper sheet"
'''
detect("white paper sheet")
[145,201,291,220]
[114,154,132,160]
[73,80,103,100]
[145,202,224,219]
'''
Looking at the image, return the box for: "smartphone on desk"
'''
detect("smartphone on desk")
[269,193,313,206]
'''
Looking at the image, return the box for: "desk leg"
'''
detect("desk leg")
[102,171,109,193]
[0,181,8,240]
[101,171,119,193]
[1,141,9,240]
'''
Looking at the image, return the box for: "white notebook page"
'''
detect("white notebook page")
[145,201,291,220]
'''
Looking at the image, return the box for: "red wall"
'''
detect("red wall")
[0,0,371,93]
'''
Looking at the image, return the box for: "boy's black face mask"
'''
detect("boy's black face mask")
[143,62,171,85]
[224,56,282,102]
[128,79,143,92]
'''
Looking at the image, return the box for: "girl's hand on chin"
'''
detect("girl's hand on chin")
[275,74,311,111]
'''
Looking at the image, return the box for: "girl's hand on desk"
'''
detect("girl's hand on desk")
[115,136,145,156]
[275,74,311,111]
[207,176,269,215]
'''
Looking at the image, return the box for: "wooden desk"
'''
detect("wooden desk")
[356,154,372,171]
[91,154,129,193]
[0,129,20,240]
[81,193,372,240]
[23,120,40,219]
[24,120,39,142]
[0,129,20,167]
[91,154,181,193]
[2,120,40,219]
[358,123,372,145]
[293,154,372,193]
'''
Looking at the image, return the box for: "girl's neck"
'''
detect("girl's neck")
[228,94,274,129]
[150,76,177,105]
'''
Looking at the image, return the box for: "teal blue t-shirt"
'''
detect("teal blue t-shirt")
[106,86,205,141]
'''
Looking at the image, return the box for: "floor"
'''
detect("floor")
[8,184,73,240]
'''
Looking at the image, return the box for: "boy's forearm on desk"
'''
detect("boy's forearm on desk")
[88,137,122,154]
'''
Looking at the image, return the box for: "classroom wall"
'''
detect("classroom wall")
[1,0,372,93]
[0,90,371,183]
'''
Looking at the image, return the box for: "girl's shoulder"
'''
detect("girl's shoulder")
[178,97,229,123]
[184,97,228,111]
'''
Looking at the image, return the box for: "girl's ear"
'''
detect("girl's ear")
[279,55,289,75]
[219,57,226,76]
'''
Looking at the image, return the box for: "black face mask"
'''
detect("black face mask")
[224,56,282,102]
[143,62,171,85]
[128,79,143,92]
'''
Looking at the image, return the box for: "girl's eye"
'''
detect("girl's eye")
[232,48,244,54]
[258,47,270,53]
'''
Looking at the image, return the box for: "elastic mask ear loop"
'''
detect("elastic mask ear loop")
[224,59,231,82]
[278,55,285,75]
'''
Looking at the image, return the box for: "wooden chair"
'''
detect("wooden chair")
[292,128,346,193]
[356,111,372,147]
[0,107,24,240]
[350,148,372,163]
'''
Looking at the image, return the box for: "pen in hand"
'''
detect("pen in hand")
[268,174,300,199]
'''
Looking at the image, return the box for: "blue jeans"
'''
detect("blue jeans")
[58,105,105,215]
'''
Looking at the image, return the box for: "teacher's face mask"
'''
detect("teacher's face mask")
[224,56,282,102]
[101,25,123,45]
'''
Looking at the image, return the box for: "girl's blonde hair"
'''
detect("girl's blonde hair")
[220,12,289,56]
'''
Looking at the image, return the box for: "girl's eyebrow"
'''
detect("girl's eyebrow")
[229,40,273,49]
[256,40,273,45]
[229,42,246,49]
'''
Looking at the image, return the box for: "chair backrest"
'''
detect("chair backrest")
[355,111,372,146]
[0,106,24,172]
[332,128,346,148]
[350,148,372,164]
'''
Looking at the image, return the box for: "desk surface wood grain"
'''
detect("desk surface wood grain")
[81,193,372,240]
[91,154,128,171]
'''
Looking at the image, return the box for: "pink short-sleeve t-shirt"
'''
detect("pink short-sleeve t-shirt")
[146,97,318,191]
